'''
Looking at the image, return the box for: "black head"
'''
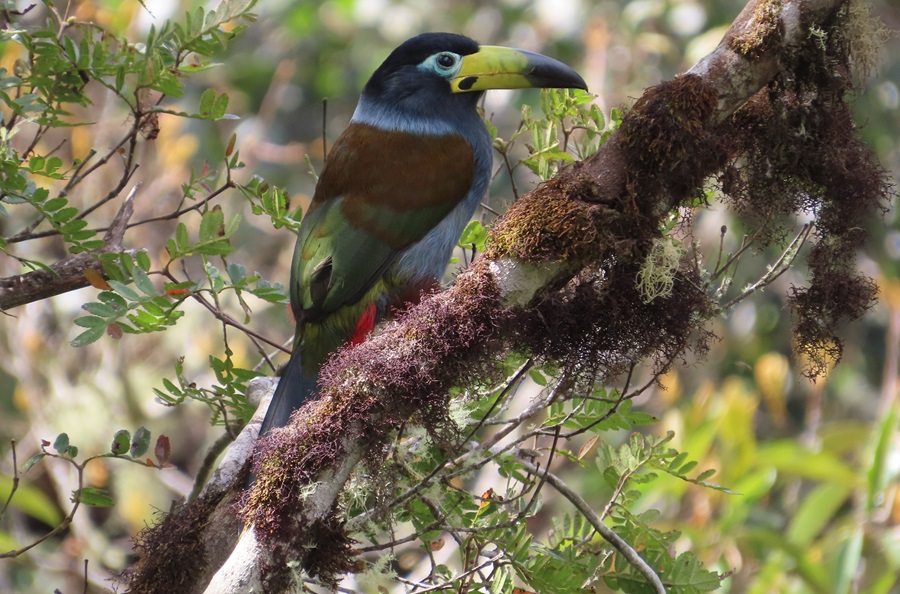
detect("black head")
[362,33,482,105]
[356,33,587,124]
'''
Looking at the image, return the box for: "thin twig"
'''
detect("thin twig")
[160,269,289,353]
[189,429,240,503]
[0,440,18,518]
[406,552,506,594]
[721,223,813,311]
[322,97,328,156]
[710,224,767,281]
[0,455,84,559]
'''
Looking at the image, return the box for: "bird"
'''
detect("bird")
[258,32,586,437]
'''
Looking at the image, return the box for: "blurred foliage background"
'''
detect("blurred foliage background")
[0,0,898,592]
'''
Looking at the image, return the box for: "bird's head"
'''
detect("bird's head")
[356,33,587,128]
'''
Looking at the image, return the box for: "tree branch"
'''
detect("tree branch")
[0,185,139,311]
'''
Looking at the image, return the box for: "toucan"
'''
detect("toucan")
[259,32,587,436]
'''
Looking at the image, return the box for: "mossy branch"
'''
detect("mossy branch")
[127,0,893,591]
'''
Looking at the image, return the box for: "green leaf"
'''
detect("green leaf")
[175,222,190,253]
[111,429,131,455]
[50,207,78,223]
[867,403,898,512]
[20,452,47,473]
[198,88,215,116]
[46,156,63,174]
[199,206,225,242]
[211,92,229,119]
[98,291,128,309]
[77,487,115,507]
[53,433,70,455]
[131,426,151,458]
[136,250,152,271]
[759,440,860,488]
[625,411,658,426]
[833,526,864,594]
[132,267,158,296]
[108,279,141,302]
[529,368,548,387]
[83,302,117,317]
[71,325,105,347]
[458,220,488,251]
[788,482,851,547]
[43,197,67,211]
[74,314,107,328]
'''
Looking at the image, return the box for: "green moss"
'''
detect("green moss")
[729,0,784,58]
[485,181,602,263]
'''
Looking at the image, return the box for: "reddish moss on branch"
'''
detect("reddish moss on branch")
[126,491,232,594]
[721,3,892,377]
[487,75,725,391]
[242,263,506,586]
[516,261,715,387]
[487,75,722,270]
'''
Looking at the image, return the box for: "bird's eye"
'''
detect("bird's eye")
[419,51,462,78]
[436,52,457,69]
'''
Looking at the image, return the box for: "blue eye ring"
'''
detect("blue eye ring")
[418,51,463,78]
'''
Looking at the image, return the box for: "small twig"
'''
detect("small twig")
[721,223,813,310]
[252,338,292,373]
[0,454,84,559]
[0,440,18,518]
[558,362,655,440]
[360,363,532,521]
[478,201,501,217]
[123,178,235,231]
[322,97,328,156]
[442,381,564,480]
[160,269,289,353]
[460,361,531,443]
[0,185,141,310]
[517,459,666,594]
[710,225,767,281]
[500,150,520,201]
[513,425,560,522]
[355,529,431,554]
[189,429,240,503]
[7,124,141,244]
[713,225,727,275]
[409,552,506,594]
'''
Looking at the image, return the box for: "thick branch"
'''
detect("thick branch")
[0,252,110,310]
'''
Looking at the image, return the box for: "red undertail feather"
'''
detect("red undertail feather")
[351,303,377,345]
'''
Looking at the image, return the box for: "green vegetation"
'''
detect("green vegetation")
[1,1,898,593]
